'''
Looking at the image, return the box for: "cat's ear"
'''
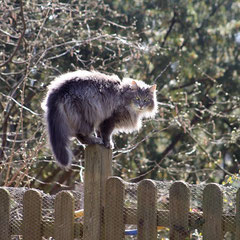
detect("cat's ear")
[149,84,157,92]
[131,80,138,89]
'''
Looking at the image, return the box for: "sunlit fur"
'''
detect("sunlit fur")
[42,70,158,167]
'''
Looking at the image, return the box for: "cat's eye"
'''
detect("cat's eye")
[135,97,140,100]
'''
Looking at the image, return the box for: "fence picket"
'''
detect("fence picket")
[137,179,157,240]
[23,189,42,240]
[169,181,190,240]
[203,183,223,240]
[0,189,10,240]
[54,191,75,240]
[105,177,125,240]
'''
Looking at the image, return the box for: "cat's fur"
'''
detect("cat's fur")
[42,70,157,167]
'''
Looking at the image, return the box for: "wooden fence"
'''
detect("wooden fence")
[0,145,240,240]
[105,177,240,240]
[0,188,81,240]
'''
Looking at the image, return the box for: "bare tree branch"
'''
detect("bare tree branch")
[0,0,26,68]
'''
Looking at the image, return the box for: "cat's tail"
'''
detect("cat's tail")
[44,100,72,167]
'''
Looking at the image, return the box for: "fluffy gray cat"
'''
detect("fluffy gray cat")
[42,70,157,167]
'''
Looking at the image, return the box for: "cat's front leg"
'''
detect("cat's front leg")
[99,118,115,149]
[103,138,114,149]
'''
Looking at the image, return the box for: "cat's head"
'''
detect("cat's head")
[129,80,157,116]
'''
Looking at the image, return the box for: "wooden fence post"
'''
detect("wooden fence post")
[0,189,10,240]
[105,177,125,240]
[54,191,75,240]
[203,183,223,240]
[169,181,190,240]
[23,189,42,240]
[137,179,158,240]
[83,144,112,240]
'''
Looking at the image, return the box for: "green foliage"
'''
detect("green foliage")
[1,0,240,192]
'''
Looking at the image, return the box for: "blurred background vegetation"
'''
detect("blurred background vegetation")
[1,0,240,193]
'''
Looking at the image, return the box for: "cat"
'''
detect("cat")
[42,70,157,167]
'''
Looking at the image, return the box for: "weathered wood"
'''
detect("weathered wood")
[137,179,158,240]
[83,144,112,240]
[54,191,75,240]
[236,188,240,239]
[203,183,223,240]
[0,189,10,240]
[23,189,42,240]
[169,181,190,240]
[105,177,125,240]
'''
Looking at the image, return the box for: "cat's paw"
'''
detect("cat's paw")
[103,141,114,149]
[94,137,104,145]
